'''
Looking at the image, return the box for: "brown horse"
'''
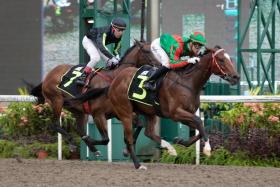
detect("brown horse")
[102,46,239,169]
[31,40,160,156]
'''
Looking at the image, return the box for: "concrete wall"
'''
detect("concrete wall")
[0,0,42,94]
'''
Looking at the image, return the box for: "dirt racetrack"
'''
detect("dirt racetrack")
[0,159,279,187]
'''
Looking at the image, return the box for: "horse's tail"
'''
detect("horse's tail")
[30,83,45,104]
[64,87,109,107]
[74,87,109,102]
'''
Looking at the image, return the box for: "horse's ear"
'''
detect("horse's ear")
[205,46,211,54]
[214,45,222,49]
[134,39,143,47]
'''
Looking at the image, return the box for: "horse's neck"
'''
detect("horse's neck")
[118,61,136,69]
[97,61,135,79]
[178,53,213,93]
[117,45,139,69]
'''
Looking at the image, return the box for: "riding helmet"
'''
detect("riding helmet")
[111,17,127,30]
[189,31,206,45]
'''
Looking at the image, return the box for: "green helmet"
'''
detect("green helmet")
[189,31,206,45]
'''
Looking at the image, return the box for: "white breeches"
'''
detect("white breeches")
[151,38,170,68]
[82,36,109,68]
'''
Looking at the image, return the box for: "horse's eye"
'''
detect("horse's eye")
[219,59,225,64]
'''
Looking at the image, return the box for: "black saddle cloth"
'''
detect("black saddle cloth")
[128,65,161,106]
[57,64,86,97]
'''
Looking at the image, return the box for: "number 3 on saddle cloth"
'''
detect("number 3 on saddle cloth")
[128,65,165,111]
[57,64,96,98]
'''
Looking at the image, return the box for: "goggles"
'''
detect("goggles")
[193,42,203,49]
[113,26,125,32]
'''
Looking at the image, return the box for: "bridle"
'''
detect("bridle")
[211,48,228,79]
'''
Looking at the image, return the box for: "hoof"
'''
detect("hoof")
[203,147,211,157]
[137,165,147,170]
[122,148,130,157]
[168,147,177,156]
[69,144,77,152]
[94,151,102,157]
[203,141,212,157]
[161,139,177,156]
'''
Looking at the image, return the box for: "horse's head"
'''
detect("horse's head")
[119,40,160,68]
[208,46,240,85]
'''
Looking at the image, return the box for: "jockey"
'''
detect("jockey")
[144,31,207,91]
[76,17,127,86]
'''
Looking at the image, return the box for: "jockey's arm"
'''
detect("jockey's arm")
[96,33,114,59]
[168,45,190,68]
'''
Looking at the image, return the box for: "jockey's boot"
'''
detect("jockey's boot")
[143,66,169,91]
[76,67,92,86]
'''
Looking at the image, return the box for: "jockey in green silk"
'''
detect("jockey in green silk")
[144,31,207,91]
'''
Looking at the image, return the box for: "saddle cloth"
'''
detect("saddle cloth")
[57,64,86,98]
[128,65,160,106]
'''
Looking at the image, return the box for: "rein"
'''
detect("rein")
[95,71,113,83]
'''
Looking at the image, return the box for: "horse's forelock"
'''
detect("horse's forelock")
[204,47,214,55]
[214,45,222,49]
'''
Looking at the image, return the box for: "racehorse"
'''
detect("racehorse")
[31,40,160,156]
[99,46,239,169]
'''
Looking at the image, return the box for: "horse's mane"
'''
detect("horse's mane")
[119,44,137,63]
[119,40,150,63]
[205,45,222,54]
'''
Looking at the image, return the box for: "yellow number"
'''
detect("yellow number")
[132,75,148,100]
[63,70,82,87]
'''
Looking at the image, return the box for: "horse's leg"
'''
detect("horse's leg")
[173,107,211,156]
[47,98,77,152]
[88,115,110,156]
[72,112,102,157]
[122,117,146,169]
[132,114,143,144]
[123,114,143,157]
[144,115,177,156]
[92,115,110,146]
[112,105,145,169]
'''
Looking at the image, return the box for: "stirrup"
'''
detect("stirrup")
[76,78,86,86]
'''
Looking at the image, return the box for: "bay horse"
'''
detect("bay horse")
[31,40,160,156]
[104,46,240,169]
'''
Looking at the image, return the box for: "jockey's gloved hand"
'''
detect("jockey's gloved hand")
[107,57,119,67]
[188,57,200,64]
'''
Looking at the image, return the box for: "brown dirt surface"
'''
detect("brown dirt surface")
[0,159,280,187]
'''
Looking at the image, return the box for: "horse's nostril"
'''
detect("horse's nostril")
[233,75,240,80]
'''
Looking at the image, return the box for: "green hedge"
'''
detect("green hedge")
[0,140,71,159]
[0,102,75,138]
[160,145,280,167]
